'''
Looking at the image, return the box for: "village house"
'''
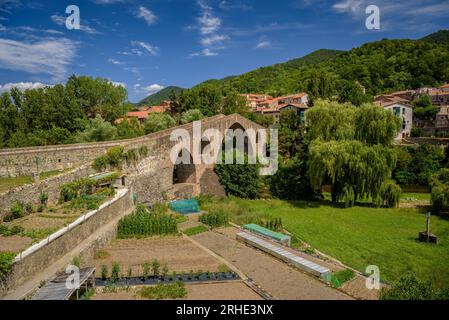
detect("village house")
[241,92,309,123]
[115,102,172,124]
[374,99,413,141]
[240,94,273,111]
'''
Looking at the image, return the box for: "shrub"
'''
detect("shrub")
[25,203,34,214]
[39,192,49,206]
[72,256,81,268]
[101,265,108,280]
[151,259,160,277]
[214,151,261,199]
[142,262,150,279]
[200,210,229,228]
[59,178,95,203]
[10,201,24,219]
[180,109,204,124]
[37,204,44,213]
[117,205,178,238]
[111,262,121,283]
[0,252,15,278]
[106,146,125,168]
[93,156,108,172]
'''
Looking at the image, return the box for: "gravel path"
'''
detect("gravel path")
[193,229,352,300]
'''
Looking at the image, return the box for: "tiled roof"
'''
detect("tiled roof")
[440,84,449,89]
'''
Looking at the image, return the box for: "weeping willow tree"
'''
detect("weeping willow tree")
[306,100,402,207]
[429,168,449,214]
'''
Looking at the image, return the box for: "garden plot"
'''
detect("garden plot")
[93,237,224,276]
[91,281,262,300]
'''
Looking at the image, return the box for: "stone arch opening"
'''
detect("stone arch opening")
[173,149,197,184]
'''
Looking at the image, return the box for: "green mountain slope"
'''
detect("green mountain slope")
[421,30,449,45]
[191,31,449,98]
[138,86,184,106]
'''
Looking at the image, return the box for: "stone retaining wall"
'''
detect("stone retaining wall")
[0,188,133,296]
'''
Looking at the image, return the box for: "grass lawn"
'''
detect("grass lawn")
[219,198,449,288]
[0,169,71,193]
[0,176,33,193]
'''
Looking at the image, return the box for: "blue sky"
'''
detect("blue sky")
[1,0,449,102]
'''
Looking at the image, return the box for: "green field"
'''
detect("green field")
[218,198,449,287]
[0,169,71,193]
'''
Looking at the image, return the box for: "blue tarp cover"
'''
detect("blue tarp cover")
[170,199,201,214]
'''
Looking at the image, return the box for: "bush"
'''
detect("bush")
[111,262,121,283]
[200,210,229,228]
[101,265,108,280]
[214,151,261,199]
[39,192,49,206]
[106,146,125,167]
[117,205,178,238]
[25,203,34,214]
[10,201,25,219]
[93,156,108,172]
[0,252,15,278]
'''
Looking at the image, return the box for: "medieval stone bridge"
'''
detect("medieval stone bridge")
[0,114,263,210]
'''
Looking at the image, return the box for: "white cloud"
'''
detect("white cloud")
[191,0,228,57]
[134,83,164,95]
[132,41,160,56]
[0,82,52,93]
[256,40,272,49]
[190,48,218,57]
[108,58,124,65]
[0,37,77,80]
[118,48,143,56]
[51,14,101,34]
[136,6,157,25]
[200,34,228,46]
[218,1,252,11]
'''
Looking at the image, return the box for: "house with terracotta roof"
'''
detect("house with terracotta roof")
[115,103,172,125]
[240,94,273,110]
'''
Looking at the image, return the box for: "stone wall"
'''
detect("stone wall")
[0,165,96,220]
[0,188,133,296]
[0,114,263,178]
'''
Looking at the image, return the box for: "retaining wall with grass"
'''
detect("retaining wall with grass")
[0,188,133,297]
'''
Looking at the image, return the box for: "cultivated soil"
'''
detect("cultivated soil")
[91,281,262,300]
[93,237,224,276]
[192,227,352,300]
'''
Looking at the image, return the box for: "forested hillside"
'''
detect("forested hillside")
[188,31,449,105]
[137,86,184,107]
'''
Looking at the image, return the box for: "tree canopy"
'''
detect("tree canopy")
[306,100,401,206]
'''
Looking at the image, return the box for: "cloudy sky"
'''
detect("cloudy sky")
[0,0,448,102]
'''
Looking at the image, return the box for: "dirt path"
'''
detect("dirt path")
[192,229,352,300]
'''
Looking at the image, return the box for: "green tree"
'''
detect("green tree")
[180,109,204,124]
[74,115,117,142]
[143,113,176,134]
[306,100,399,205]
[214,151,261,199]
[116,117,145,139]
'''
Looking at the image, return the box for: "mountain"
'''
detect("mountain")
[191,32,449,98]
[137,86,185,106]
[421,30,449,45]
